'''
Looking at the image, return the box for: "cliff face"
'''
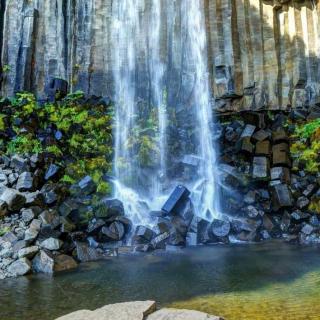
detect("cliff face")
[0,0,319,111]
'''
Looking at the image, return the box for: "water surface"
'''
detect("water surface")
[1,242,320,320]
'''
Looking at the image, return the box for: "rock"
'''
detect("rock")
[59,199,78,217]
[0,173,8,186]
[168,230,185,246]
[272,129,288,143]
[186,232,197,246]
[161,185,190,215]
[0,200,8,216]
[24,219,41,242]
[247,205,260,218]
[53,254,78,272]
[296,196,310,209]
[60,217,76,233]
[252,157,269,179]
[271,184,293,209]
[78,176,96,195]
[0,242,13,258]
[7,258,31,276]
[41,185,58,205]
[24,191,44,206]
[151,232,170,249]
[8,172,19,185]
[255,140,270,155]
[211,219,231,237]
[0,188,26,211]
[270,167,291,183]
[87,219,105,234]
[231,218,260,233]
[240,137,254,153]
[252,129,270,142]
[241,124,256,138]
[55,301,156,320]
[244,190,257,204]
[21,208,35,223]
[44,164,61,180]
[272,143,291,167]
[263,215,274,232]
[101,221,125,241]
[75,242,102,262]
[147,308,222,320]
[280,212,291,232]
[18,246,39,259]
[16,172,33,191]
[303,184,317,197]
[1,231,18,244]
[40,238,62,251]
[134,226,155,244]
[32,250,55,273]
[95,199,124,219]
[39,210,60,228]
[291,210,310,221]
[38,226,61,241]
[301,224,314,235]
[10,155,29,173]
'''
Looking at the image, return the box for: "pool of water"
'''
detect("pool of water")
[1,241,320,320]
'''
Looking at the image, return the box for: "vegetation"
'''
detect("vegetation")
[0,91,114,194]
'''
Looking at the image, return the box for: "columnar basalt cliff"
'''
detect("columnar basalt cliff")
[1,0,319,111]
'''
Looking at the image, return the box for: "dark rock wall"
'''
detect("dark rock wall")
[0,0,320,111]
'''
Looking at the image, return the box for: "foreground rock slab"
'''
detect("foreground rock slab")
[147,308,223,320]
[55,301,223,320]
[56,301,156,320]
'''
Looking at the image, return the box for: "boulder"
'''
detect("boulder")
[40,238,62,251]
[211,219,231,238]
[255,140,270,156]
[252,129,270,142]
[87,219,105,234]
[55,301,157,320]
[39,210,60,228]
[271,184,293,209]
[24,219,41,242]
[0,188,26,211]
[44,164,61,181]
[18,246,39,259]
[151,232,170,249]
[21,208,35,223]
[101,221,125,241]
[78,176,96,195]
[272,143,291,167]
[53,254,78,272]
[134,226,155,244]
[270,167,291,183]
[75,242,102,262]
[252,157,269,179]
[0,173,8,186]
[272,129,288,143]
[241,124,256,138]
[161,185,190,215]
[95,199,124,219]
[186,232,197,246]
[7,258,31,276]
[32,250,55,273]
[10,155,29,173]
[16,172,33,191]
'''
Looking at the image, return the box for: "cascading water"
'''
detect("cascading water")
[112,0,220,227]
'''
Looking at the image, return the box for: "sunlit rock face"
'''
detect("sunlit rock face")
[0,0,320,111]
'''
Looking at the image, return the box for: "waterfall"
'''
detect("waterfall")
[112,0,220,226]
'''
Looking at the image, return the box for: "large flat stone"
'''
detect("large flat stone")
[55,301,156,320]
[147,308,222,320]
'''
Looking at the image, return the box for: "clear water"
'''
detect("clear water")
[1,242,320,320]
[111,0,220,227]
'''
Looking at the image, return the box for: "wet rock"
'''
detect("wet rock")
[95,199,124,219]
[8,258,31,276]
[186,232,197,246]
[168,230,185,246]
[161,185,190,215]
[211,219,231,238]
[260,230,271,240]
[32,250,55,273]
[255,140,271,156]
[301,224,314,235]
[78,176,96,195]
[18,246,39,259]
[0,188,26,211]
[87,219,105,234]
[53,254,78,272]
[241,124,256,138]
[134,226,155,244]
[16,172,33,191]
[40,238,62,251]
[75,242,102,262]
[24,219,41,242]
[271,184,293,209]
[151,232,170,249]
[101,221,125,241]
[270,167,291,183]
[44,164,61,181]
[21,208,35,223]
[272,143,291,167]
[291,210,310,221]
[252,157,269,179]
[296,196,310,209]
